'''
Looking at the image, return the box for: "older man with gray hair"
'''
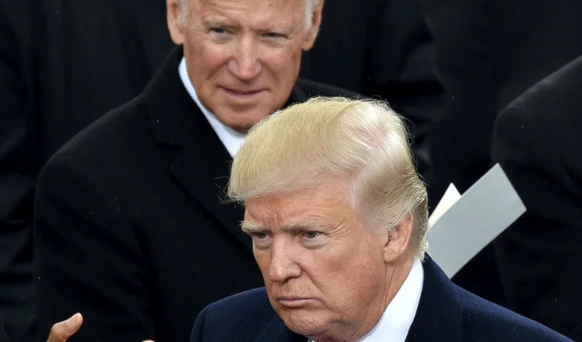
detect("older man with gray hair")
[190,97,570,342]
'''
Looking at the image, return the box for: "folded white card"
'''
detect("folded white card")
[428,183,461,229]
[427,164,526,278]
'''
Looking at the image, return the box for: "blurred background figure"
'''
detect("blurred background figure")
[492,55,582,341]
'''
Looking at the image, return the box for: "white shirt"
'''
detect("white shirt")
[178,58,245,157]
[310,258,424,342]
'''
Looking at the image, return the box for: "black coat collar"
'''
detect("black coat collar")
[405,255,464,342]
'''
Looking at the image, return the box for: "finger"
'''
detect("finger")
[47,313,83,342]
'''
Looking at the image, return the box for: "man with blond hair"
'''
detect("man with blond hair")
[191,97,570,342]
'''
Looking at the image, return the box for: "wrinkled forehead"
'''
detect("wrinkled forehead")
[192,0,307,24]
[242,180,353,228]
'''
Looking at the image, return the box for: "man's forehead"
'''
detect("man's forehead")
[194,0,306,14]
[192,0,306,32]
[242,210,333,231]
[244,198,348,229]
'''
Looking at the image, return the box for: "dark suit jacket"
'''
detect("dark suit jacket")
[492,55,582,341]
[33,47,358,342]
[191,257,571,342]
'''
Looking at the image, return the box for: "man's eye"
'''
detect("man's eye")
[251,232,272,249]
[263,32,283,39]
[254,232,268,239]
[303,231,320,239]
[210,28,229,35]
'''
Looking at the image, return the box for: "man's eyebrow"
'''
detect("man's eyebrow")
[201,14,238,25]
[240,221,265,233]
[280,217,330,233]
[241,217,331,234]
[258,24,293,33]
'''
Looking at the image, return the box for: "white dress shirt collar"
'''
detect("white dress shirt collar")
[311,258,424,342]
[178,57,245,158]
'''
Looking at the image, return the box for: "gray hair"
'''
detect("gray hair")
[179,0,319,28]
[304,0,319,27]
[229,97,429,259]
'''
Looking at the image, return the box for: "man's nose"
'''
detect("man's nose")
[228,38,262,81]
[268,240,301,283]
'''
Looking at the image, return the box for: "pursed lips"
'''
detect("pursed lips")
[277,296,316,308]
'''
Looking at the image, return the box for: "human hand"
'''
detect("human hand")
[46,313,83,342]
[46,313,155,342]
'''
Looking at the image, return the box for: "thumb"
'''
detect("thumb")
[65,313,83,331]
[47,313,83,342]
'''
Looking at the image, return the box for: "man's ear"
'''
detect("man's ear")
[167,0,185,45]
[383,213,414,263]
[302,0,325,51]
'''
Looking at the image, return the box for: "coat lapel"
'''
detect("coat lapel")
[168,122,252,255]
[405,256,464,342]
[145,46,252,255]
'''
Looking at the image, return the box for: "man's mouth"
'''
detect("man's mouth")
[221,87,265,98]
[278,297,314,308]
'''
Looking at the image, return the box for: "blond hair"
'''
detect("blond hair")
[229,97,429,258]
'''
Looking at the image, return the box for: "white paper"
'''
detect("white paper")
[427,164,526,278]
[428,183,461,229]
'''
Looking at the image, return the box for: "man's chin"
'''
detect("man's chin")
[214,110,269,132]
[281,314,332,339]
